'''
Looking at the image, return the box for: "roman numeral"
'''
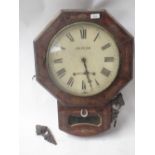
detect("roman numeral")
[66,33,74,42]
[93,32,100,42]
[101,67,111,77]
[56,68,66,78]
[82,80,86,90]
[67,77,74,87]
[61,46,66,50]
[101,43,111,50]
[95,79,100,86]
[104,57,114,62]
[53,58,63,63]
[80,29,87,39]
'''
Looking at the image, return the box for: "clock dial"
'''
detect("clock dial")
[46,22,120,96]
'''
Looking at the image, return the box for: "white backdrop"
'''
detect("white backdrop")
[19,0,135,155]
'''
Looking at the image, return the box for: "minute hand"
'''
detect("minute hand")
[81,58,92,89]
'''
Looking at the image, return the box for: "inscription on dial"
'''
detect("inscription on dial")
[101,67,111,77]
[75,46,91,50]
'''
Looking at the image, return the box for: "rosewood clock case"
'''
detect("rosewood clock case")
[34,10,134,136]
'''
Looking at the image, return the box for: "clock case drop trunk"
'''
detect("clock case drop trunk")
[58,93,124,136]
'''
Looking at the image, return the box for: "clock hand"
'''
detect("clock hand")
[81,57,93,89]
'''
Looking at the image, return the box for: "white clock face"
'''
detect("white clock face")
[46,22,120,96]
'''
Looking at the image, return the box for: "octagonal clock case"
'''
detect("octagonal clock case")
[34,10,134,136]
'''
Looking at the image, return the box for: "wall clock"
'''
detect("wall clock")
[34,10,134,136]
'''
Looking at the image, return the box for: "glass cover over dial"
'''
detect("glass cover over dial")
[46,22,120,96]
